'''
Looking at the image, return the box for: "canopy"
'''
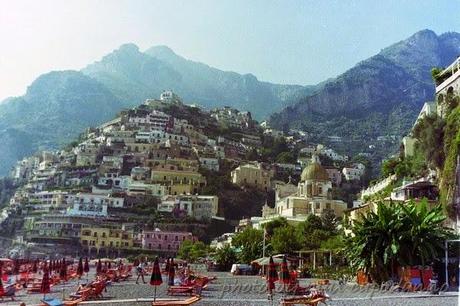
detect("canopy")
[252,256,283,266]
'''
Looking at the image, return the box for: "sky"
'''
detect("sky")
[0,0,459,101]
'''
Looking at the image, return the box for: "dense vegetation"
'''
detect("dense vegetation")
[230,211,342,265]
[344,200,453,283]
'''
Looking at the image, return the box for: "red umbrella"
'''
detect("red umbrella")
[84,258,89,273]
[150,257,163,302]
[168,258,175,286]
[108,262,111,269]
[60,259,67,281]
[40,267,51,298]
[77,258,84,277]
[96,259,102,274]
[165,258,170,273]
[32,260,38,273]
[0,265,4,296]
[13,259,20,275]
[267,256,278,296]
[280,256,290,284]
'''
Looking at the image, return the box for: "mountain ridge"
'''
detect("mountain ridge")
[270,29,460,171]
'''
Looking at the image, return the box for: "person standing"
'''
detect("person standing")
[136,259,147,284]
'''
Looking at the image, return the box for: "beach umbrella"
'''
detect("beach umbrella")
[84,258,89,273]
[96,259,102,274]
[13,259,20,275]
[32,260,38,273]
[40,267,51,299]
[77,258,84,277]
[60,259,67,281]
[280,256,290,294]
[267,256,278,297]
[150,257,163,302]
[108,262,111,269]
[133,258,139,267]
[0,265,4,296]
[280,256,290,284]
[168,258,175,286]
[165,258,170,273]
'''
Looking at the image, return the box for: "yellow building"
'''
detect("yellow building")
[150,162,206,195]
[231,162,273,190]
[80,226,134,254]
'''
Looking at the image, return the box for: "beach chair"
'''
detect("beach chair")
[152,295,201,306]
[167,285,194,296]
[40,297,84,306]
[280,296,328,306]
[68,287,92,300]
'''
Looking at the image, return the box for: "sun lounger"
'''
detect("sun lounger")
[40,297,84,306]
[152,295,201,306]
[280,296,328,306]
[168,286,194,296]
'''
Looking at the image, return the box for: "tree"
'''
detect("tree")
[232,228,264,263]
[276,151,296,164]
[271,225,302,254]
[344,200,453,283]
[321,208,338,234]
[412,114,445,169]
[264,217,288,237]
[177,240,208,262]
[298,214,323,234]
[214,244,238,271]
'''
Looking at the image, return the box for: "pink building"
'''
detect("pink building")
[140,228,196,254]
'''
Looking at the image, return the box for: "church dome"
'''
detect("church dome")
[301,162,329,181]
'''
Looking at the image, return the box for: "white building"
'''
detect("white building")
[157,195,219,220]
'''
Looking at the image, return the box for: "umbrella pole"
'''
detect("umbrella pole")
[154,285,157,302]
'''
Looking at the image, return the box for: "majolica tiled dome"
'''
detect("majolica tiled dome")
[301,162,329,181]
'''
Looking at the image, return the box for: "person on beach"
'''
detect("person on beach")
[135,259,147,284]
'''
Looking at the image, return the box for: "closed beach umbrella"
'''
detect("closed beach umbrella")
[267,256,278,296]
[168,258,175,286]
[60,260,67,281]
[108,262,111,269]
[13,259,19,275]
[32,260,38,273]
[41,267,51,298]
[0,266,4,296]
[150,257,163,302]
[84,258,89,273]
[77,258,84,277]
[165,258,170,273]
[96,259,102,274]
[280,256,290,284]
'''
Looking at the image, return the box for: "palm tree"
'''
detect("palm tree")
[344,200,454,283]
[398,199,453,266]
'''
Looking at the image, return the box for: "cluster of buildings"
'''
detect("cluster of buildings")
[9,92,240,256]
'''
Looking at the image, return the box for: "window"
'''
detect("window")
[158,244,162,249]
[316,203,320,209]
[326,203,331,210]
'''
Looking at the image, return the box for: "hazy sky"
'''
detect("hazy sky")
[0,0,459,100]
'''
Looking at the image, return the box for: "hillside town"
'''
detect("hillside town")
[0,4,459,304]
[0,87,374,259]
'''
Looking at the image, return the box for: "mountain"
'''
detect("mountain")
[0,44,312,176]
[0,71,122,174]
[270,30,460,168]
[82,44,313,118]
